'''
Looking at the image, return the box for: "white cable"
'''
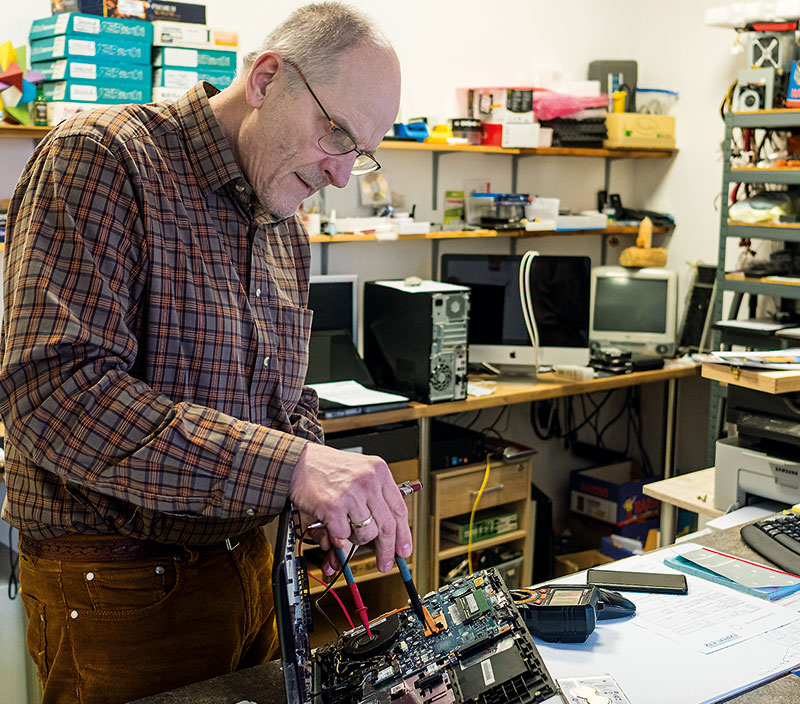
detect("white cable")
[518,250,540,372]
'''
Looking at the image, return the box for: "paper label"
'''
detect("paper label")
[70,62,97,80]
[52,83,67,101]
[50,60,68,80]
[53,37,66,56]
[54,14,69,34]
[119,0,146,16]
[68,39,96,57]
[163,69,198,88]
[73,16,101,34]
[481,659,495,686]
[70,84,98,102]
[164,48,198,68]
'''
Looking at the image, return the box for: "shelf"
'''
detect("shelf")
[438,529,527,560]
[729,109,800,129]
[379,140,677,159]
[728,166,800,184]
[308,225,667,245]
[0,123,52,139]
[726,221,800,243]
[723,273,800,299]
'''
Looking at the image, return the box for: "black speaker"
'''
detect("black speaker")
[678,263,717,352]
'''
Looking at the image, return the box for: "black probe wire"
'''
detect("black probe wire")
[313,542,358,637]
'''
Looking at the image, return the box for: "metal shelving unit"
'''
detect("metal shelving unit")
[707,110,800,460]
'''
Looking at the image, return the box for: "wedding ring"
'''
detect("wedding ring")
[349,514,373,530]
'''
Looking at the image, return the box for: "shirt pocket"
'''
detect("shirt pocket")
[272,300,313,412]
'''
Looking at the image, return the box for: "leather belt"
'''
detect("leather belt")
[19,531,254,562]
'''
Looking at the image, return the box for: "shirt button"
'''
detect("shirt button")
[235,183,245,192]
[256,288,262,297]
[263,356,270,367]
[246,508,255,516]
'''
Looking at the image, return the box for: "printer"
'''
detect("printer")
[714,385,800,511]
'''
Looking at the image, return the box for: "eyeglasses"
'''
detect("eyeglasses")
[283,59,381,176]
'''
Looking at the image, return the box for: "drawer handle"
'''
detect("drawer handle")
[471,484,504,496]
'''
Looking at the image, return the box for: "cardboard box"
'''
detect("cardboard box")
[554,549,613,577]
[30,36,151,65]
[153,67,234,89]
[440,508,518,545]
[603,112,675,149]
[51,0,207,24]
[30,13,152,44]
[46,100,110,126]
[151,21,238,48]
[569,460,660,526]
[43,79,152,104]
[33,58,151,84]
[152,46,237,71]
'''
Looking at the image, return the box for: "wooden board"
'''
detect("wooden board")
[701,362,800,394]
[642,468,723,518]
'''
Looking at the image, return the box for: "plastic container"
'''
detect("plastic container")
[450,118,482,145]
[635,88,679,115]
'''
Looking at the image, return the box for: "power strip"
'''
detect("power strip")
[552,364,595,382]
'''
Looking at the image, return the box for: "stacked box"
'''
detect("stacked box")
[150,26,237,101]
[30,12,153,121]
[440,508,518,545]
[51,0,207,24]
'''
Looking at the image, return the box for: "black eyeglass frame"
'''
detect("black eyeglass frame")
[283,59,381,176]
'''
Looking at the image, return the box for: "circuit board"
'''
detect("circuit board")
[311,569,560,704]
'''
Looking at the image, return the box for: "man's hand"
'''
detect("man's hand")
[289,443,412,573]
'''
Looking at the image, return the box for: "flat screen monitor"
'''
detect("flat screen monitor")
[308,274,358,345]
[589,266,678,356]
[440,253,591,371]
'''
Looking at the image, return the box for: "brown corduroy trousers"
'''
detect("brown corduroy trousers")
[18,528,278,704]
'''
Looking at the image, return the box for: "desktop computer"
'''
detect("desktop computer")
[589,266,679,357]
[440,253,591,374]
[363,280,470,403]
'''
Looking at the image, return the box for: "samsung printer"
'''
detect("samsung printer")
[714,385,800,511]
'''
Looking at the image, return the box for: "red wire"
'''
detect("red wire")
[308,571,355,629]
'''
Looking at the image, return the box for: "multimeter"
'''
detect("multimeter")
[512,584,636,643]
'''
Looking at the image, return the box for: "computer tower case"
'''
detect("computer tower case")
[364,280,470,403]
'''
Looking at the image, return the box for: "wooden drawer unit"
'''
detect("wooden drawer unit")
[434,460,529,518]
[431,458,533,589]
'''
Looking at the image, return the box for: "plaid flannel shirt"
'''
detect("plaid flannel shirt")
[0,83,323,544]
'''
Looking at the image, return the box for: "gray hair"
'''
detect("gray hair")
[242,2,393,89]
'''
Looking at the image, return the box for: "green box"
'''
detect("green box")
[440,508,518,545]
[152,46,237,71]
[43,79,152,104]
[32,58,150,84]
[30,12,153,44]
[30,36,151,65]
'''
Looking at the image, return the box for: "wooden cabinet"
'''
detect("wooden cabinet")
[430,458,533,590]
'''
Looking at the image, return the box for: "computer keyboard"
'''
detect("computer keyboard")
[740,510,800,575]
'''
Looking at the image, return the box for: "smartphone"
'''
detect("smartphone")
[586,569,688,594]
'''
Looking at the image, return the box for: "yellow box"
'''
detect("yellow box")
[604,113,675,149]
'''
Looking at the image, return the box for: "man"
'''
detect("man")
[0,3,410,702]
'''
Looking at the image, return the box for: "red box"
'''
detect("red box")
[481,123,503,146]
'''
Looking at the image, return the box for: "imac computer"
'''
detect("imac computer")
[308,274,358,344]
[440,253,591,373]
[589,266,678,357]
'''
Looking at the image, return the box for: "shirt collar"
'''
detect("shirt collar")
[176,82,250,198]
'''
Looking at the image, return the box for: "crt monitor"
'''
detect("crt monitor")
[308,274,358,345]
[589,266,678,356]
[440,253,591,371]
